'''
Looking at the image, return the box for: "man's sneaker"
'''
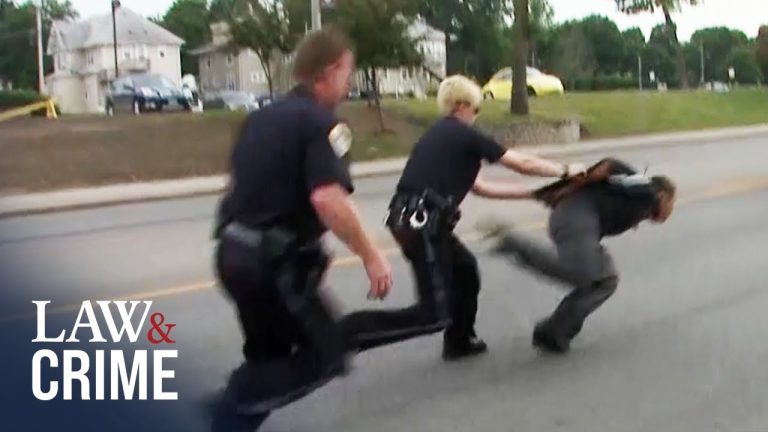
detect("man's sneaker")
[532,322,570,354]
[442,335,489,361]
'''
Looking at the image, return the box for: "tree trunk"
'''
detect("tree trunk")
[371,68,385,132]
[363,68,374,108]
[257,54,274,97]
[662,5,689,89]
[511,0,530,115]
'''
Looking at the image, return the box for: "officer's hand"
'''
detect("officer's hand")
[566,162,587,178]
[364,251,393,300]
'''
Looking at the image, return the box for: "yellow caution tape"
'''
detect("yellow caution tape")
[0,99,58,122]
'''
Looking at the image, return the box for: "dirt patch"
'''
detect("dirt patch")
[0,114,242,194]
[0,103,421,194]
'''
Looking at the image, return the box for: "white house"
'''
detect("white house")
[46,7,184,114]
[189,22,281,97]
[192,18,446,99]
[358,19,447,97]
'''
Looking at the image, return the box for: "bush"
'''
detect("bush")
[0,90,45,109]
[564,75,654,91]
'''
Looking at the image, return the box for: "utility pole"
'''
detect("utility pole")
[638,54,643,90]
[311,0,321,31]
[700,42,705,85]
[36,1,45,94]
[112,0,120,79]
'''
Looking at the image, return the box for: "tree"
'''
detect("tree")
[686,27,749,83]
[226,0,302,98]
[418,0,512,82]
[726,46,763,84]
[0,0,77,89]
[577,15,624,75]
[757,26,768,83]
[335,0,421,131]
[621,27,646,77]
[615,0,700,89]
[645,23,678,85]
[160,0,211,76]
[511,0,529,115]
[545,24,596,90]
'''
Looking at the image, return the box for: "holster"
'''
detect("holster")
[221,222,349,372]
[385,190,458,323]
[386,189,461,237]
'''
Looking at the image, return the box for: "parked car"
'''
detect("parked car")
[482,67,564,100]
[203,91,260,112]
[106,73,192,115]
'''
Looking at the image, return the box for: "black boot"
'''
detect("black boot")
[532,320,570,354]
[442,334,488,361]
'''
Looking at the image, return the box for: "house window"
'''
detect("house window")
[206,58,211,69]
[159,47,166,58]
[226,74,236,90]
[88,55,94,65]
[226,54,234,66]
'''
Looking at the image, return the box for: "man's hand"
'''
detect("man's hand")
[363,251,393,300]
[565,162,587,178]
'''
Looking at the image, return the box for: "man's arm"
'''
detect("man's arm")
[310,184,392,299]
[497,149,587,179]
[472,177,535,200]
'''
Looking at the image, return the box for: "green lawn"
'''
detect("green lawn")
[386,88,768,139]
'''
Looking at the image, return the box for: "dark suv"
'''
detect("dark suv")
[106,73,192,115]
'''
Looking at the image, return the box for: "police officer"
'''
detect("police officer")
[482,158,676,353]
[211,28,393,429]
[340,75,585,360]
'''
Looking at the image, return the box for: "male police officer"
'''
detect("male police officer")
[212,28,393,429]
[341,75,585,360]
[482,158,676,353]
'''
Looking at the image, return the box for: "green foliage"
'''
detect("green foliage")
[226,0,303,96]
[0,0,77,90]
[614,0,700,14]
[726,46,763,84]
[755,26,768,83]
[335,0,421,71]
[0,89,44,108]
[159,0,211,76]
[417,0,513,82]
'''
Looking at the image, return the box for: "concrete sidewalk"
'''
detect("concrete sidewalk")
[2,123,767,217]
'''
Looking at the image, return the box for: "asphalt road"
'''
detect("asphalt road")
[1,132,768,431]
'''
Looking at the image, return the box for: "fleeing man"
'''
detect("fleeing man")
[481,158,676,353]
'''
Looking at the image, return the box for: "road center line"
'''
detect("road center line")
[1,177,766,324]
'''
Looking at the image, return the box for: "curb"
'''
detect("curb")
[2,123,767,218]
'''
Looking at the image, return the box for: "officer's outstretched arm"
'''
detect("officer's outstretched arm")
[472,177,534,200]
[310,183,393,300]
[499,150,584,179]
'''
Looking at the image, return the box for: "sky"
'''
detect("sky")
[70,0,767,42]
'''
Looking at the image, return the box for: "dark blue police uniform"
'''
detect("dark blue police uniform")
[340,116,506,359]
[211,85,354,429]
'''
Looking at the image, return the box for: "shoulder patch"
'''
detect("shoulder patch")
[328,123,352,158]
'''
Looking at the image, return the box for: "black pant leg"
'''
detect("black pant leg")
[216,238,299,361]
[544,275,619,340]
[340,229,452,352]
[216,237,344,408]
[444,235,480,341]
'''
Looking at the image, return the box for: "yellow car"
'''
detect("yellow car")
[482,67,564,99]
